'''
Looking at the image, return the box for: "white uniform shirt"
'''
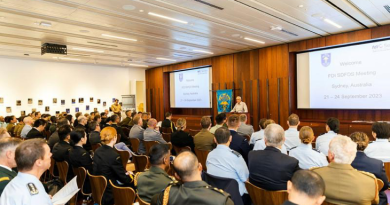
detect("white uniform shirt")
[231,102,248,113]
[250,130,264,145]
[364,138,390,162]
[289,143,328,169]
[284,128,301,151]
[253,139,288,154]
[1,172,53,205]
[315,131,337,156]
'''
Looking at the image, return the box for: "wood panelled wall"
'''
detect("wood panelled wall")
[146,25,390,130]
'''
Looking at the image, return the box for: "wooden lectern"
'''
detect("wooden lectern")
[226,112,251,124]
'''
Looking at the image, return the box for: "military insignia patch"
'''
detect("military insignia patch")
[27,183,39,195]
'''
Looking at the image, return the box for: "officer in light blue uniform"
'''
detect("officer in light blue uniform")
[289,126,328,169]
[206,127,249,196]
[0,172,53,205]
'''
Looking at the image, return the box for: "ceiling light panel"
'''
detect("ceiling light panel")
[102,34,137,41]
[148,12,188,24]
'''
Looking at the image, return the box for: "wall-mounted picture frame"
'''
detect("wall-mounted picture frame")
[53,98,57,104]
[72,99,76,104]
[56,111,60,114]
[66,109,70,113]
[61,100,65,105]
[75,107,79,112]
[21,111,26,116]
[16,100,21,106]
[6,107,11,113]
[32,108,36,112]
[86,105,90,111]
[28,98,33,104]
[90,97,93,102]
[97,99,101,104]
[79,98,84,103]
[38,100,43,105]
[0,98,3,104]
[103,102,106,107]
[94,108,98,112]
[45,106,50,112]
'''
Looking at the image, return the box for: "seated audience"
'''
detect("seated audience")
[283,170,326,205]
[5,116,16,137]
[0,128,11,139]
[0,116,5,128]
[210,113,226,134]
[144,118,167,144]
[237,114,254,137]
[26,119,47,139]
[48,118,70,150]
[289,126,328,169]
[365,122,390,162]
[206,127,249,202]
[89,121,101,145]
[253,120,288,154]
[49,116,57,133]
[119,110,132,127]
[194,116,216,151]
[75,115,87,131]
[66,114,74,127]
[249,124,300,190]
[69,129,93,172]
[130,116,146,154]
[151,151,234,205]
[141,113,148,129]
[171,118,195,152]
[350,132,388,205]
[110,114,128,144]
[1,139,52,205]
[0,137,22,195]
[284,114,301,151]
[315,117,339,156]
[93,127,134,205]
[312,135,378,205]
[227,114,250,163]
[20,116,33,139]
[73,112,82,127]
[249,118,267,147]
[52,125,73,163]
[137,144,173,203]
[161,112,176,132]
[14,116,25,137]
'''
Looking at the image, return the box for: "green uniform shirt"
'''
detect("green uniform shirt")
[137,166,173,203]
[0,166,17,196]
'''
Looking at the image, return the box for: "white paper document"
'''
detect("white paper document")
[51,176,80,205]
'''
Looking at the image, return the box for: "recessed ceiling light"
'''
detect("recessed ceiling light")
[101,34,137,41]
[39,21,52,27]
[72,47,104,53]
[156,57,176,62]
[148,12,188,24]
[54,57,81,61]
[244,37,265,44]
[323,18,342,28]
[298,5,304,8]
[193,49,214,54]
[122,5,136,10]
[129,63,148,67]
[139,10,144,12]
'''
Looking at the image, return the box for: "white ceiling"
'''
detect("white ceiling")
[0,0,388,69]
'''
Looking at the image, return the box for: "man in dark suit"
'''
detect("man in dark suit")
[26,119,47,139]
[161,112,176,133]
[350,132,389,205]
[248,124,300,191]
[52,125,73,163]
[75,115,87,131]
[110,114,129,145]
[227,114,250,163]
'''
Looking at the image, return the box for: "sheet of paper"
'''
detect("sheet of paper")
[51,176,80,205]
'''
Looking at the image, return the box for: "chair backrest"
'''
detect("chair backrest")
[203,172,243,205]
[384,162,390,182]
[189,129,200,137]
[161,127,172,134]
[136,193,151,205]
[194,148,210,171]
[87,170,107,205]
[115,148,130,170]
[132,154,149,172]
[116,134,121,144]
[56,161,69,184]
[144,141,159,156]
[162,133,171,142]
[130,138,140,154]
[109,180,136,205]
[245,181,288,205]
[72,167,90,195]
[173,145,191,154]
[92,143,102,152]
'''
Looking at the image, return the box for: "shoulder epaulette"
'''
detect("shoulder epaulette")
[134,172,142,187]
[231,150,241,157]
[205,185,231,197]
[82,152,87,156]
[312,148,321,153]
[290,146,297,150]
[0,177,10,182]
[116,156,121,161]
[358,170,376,179]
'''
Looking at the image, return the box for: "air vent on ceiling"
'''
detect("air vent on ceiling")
[87,42,118,47]
[173,54,193,58]
[144,61,161,64]
[194,0,224,10]
[384,5,390,14]
[280,29,298,37]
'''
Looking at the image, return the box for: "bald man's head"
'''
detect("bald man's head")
[173,151,201,182]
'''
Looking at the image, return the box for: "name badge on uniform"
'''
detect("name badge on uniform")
[27,183,39,195]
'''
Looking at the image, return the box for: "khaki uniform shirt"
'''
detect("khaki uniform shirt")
[194,129,216,151]
[311,162,378,205]
[111,104,122,113]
